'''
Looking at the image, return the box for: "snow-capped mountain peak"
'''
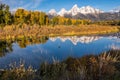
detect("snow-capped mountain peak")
[48,9,57,16]
[58,8,68,16]
[69,4,80,16]
[79,6,103,14]
[72,4,79,9]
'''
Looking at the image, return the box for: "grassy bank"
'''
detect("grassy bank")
[0,50,120,80]
[0,25,119,40]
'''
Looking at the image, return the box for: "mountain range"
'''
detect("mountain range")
[48,4,120,21]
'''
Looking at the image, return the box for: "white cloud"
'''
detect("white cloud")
[0,0,43,11]
[31,0,42,9]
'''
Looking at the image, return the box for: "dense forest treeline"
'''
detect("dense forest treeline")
[0,4,120,28]
[0,4,89,27]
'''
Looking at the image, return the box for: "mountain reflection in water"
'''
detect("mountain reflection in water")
[0,35,119,69]
[50,36,103,45]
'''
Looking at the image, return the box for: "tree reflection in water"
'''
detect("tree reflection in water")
[0,36,49,57]
[0,40,13,57]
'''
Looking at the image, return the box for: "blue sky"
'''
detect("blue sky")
[0,0,120,12]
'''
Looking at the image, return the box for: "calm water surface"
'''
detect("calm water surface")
[0,36,120,69]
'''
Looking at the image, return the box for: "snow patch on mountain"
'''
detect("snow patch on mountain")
[79,6,103,14]
[111,7,120,13]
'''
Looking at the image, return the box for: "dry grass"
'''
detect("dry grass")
[99,52,120,62]
[0,25,119,40]
[0,62,36,80]
[38,50,120,80]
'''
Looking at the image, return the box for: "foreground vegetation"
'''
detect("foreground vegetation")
[0,50,120,80]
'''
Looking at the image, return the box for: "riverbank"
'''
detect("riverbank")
[0,25,119,40]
